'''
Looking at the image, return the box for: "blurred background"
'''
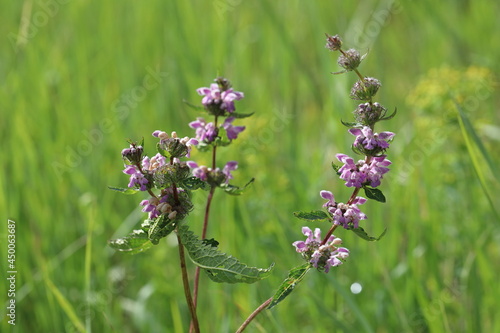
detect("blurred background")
[1,0,499,332]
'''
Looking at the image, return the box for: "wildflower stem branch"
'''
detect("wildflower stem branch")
[236,297,273,333]
[177,234,200,333]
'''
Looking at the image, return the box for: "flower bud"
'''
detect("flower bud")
[353,102,387,124]
[337,49,361,71]
[159,138,189,158]
[325,33,342,51]
[168,211,178,220]
[122,143,144,164]
[350,77,381,101]
[215,77,231,92]
[207,169,227,187]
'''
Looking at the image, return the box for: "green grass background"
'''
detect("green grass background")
[1,0,500,332]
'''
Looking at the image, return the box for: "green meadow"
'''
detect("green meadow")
[1,0,500,332]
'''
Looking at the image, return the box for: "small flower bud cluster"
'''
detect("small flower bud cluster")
[293,227,349,273]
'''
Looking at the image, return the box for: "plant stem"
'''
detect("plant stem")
[190,135,218,332]
[236,297,273,333]
[191,185,216,311]
[177,234,200,333]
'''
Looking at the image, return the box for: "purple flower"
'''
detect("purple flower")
[140,195,169,220]
[361,155,391,187]
[222,161,238,183]
[186,161,209,181]
[320,191,367,229]
[189,117,218,143]
[336,154,391,188]
[142,153,167,173]
[349,126,394,151]
[123,165,149,191]
[222,117,245,140]
[293,226,349,273]
[187,160,238,185]
[197,83,244,113]
[336,154,367,188]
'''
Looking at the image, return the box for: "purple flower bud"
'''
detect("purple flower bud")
[325,33,342,51]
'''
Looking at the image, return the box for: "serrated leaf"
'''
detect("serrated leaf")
[182,99,205,111]
[363,187,386,203]
[267,264,311,309]
[108,229,154,254]
[107,186,140,195]
[148,215,176,245]
[178,225,273,284]
[182,176,210,191]
[350,226,387,241]
[230,111,254,119]
[293,210,331,222]
[220,178,254,195]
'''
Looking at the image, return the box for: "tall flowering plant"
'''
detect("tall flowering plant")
[109,77,271,333]
[236,34,396,331]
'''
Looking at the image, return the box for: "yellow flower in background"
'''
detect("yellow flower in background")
[407,65,495,119]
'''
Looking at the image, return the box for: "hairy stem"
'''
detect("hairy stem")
[177,234,200,333]
[236,297,273,333]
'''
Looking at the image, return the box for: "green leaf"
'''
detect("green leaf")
[293,210,331,222]
[230,111,254,119]
[331,162,341,173]
[341,120,360,127]
[380,107,397,121]
[214,137,232,147]
[108,229,154,254]
[363,187,386,203]
[148,215,177,245]
[182,99,205,111]
[107,186,140,195]
[454,100,500,219]
[267,264,311,309]
[156,143,171,158]
[220,178,254,195]
[195,141,213,152]
[182,176,210,191]
[350,226,387,241]
[178,225,273,284]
